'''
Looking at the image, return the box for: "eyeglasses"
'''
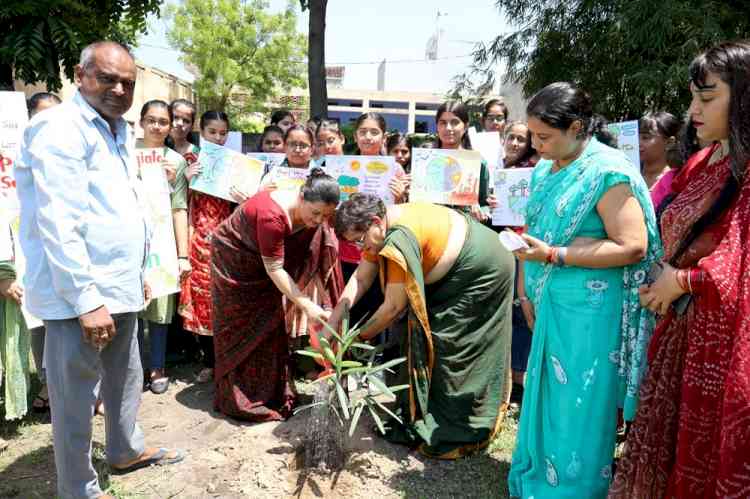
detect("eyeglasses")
[144,117,170,128]
[486,114,506,123]
[353,231,367,248]
[288,142,311,151]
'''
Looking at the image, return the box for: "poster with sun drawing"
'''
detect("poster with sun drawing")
[491,167,533,226]
[324,155,400,205]
[137,149,180,299]
[409,148,481,206]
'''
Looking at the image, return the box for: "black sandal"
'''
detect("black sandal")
[32,395,50,413]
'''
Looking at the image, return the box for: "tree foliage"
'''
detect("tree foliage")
[166,0,306,129]
[460,0,750,119]
[0,0,161,90]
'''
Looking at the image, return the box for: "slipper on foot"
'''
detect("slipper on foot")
[111,448,185,475]
[150,377,169,395]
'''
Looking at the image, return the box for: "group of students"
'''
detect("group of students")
[2,38,749,499]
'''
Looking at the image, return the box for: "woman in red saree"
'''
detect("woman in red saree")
[210,169,342,421]
[609,41,750,499]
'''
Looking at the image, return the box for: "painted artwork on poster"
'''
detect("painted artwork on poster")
[138,149,180,299]
[491,168,533,226]
[246,152,286,175]
[409,148,481,206]
[323,155,401,205]
[192,141,264,201]
[267,165,310,192]
[608,120,640,167]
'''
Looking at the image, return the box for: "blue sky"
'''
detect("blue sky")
[133,0,509,94]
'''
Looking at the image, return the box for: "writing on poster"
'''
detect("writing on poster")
[0,92,41,328]
[491,168,533,227]
[323,155,400,205]
[608,120,640,167]
[192,141,264,201]
[409,148,481,206]
[268,166,309,192]
[138,149,180,298]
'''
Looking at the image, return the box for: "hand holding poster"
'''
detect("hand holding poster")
[191,141,264,201]
[323,155,401,204]
[136,148,180,299]
[607,120,640,167]
[409,148,482,206]
[491,168,533,226]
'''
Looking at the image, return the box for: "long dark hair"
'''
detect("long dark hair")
[482,98,509,121]
[687,40,750,180]
[436,101,472,149]
[199,110,230,131]
[167,99,198,148]
[640,111,682,168]
[353,112,387,155]
[526,82,616,147]
[302,167,339,205]
[386,132,413,171]
[140,99,171,121]
[661,41,750,262]
[271,109,295,125]
[284,123,314,144]
[257,125,284,152]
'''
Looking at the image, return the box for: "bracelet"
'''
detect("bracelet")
[546,247,556,264]
[518,296,530,302]
[178,256,189,260]
[558,247,568,266]
[675,269,689,293]
[686,270,693,294]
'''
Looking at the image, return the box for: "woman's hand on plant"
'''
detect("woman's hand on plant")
[514,233,551,262]
[304,302,331,324]
[638,263,685,315]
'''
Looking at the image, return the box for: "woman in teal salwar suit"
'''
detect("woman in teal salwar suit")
[508,82,662,499]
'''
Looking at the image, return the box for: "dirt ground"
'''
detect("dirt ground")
[1,364,517,499]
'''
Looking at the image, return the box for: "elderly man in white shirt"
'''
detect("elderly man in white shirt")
[15,41,183,499]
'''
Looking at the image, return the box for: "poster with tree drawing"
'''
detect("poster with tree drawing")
[491,168,533,226]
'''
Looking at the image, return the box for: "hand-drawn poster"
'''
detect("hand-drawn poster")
[0,92,41,328]
[323,155,400,205]
[409,148,481,206]
[246,152,286,176]
[191,141,264,201]
[608,120,640,167]
[268,166,310,192]
[491,168,533,226]
[224,131,243,152]
[137,148,180,299]
[469,127,504,172]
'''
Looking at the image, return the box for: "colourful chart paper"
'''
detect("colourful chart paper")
[246,152,286,175]
[409,148,481,206]
[323,155,400,205]
[137,148,180,299]
[0,91,41,328]
[268,165,310,192]
[491,168,533,227]
[608,120,640,167]
[192,141,264,201]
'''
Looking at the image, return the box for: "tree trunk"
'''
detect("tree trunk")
[0,63,14,91]
[307,0,328,119]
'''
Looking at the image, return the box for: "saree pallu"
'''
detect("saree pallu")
[380,216,514,459]
[609,146,750,499]
[211,209,341,422]
[179,191,233,335]
[509,138,662,499]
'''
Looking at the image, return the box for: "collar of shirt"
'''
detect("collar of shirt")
[72,90,129,146]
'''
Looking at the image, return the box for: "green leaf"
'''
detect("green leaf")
[349,342,376,351]
[368,357,406,375]
[295,349,324,361]
[340,366,370,376]
[348,403,364,437]
[340,360,363,368]
[367,375,395,399]
[368,404,385,434]
[370,397,403,424]
[293,400,326,415]
[316,317,343,343]
[334,379,350,420]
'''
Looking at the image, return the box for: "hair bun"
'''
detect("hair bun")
[309,166,326,178]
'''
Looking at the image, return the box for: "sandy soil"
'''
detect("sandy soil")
[1,364,516,499]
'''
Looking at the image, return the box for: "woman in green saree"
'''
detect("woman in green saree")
[329,194,515,459]
[508,82,662,498]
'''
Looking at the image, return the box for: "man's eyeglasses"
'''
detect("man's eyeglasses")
[354,231,367,248]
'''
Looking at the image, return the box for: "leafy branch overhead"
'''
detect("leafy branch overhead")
[0,0,162,90]
[460,0,750,119]
[166,0,306,122]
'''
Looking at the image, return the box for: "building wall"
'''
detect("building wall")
[14,61,195,136]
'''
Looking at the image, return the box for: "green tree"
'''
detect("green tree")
[461,0,750,119]
[0,0,161,90]
[166,0,306,131]
[299,0,328,119]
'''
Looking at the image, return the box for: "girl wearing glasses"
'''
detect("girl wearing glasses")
[136,100,190,394]
[482,98,509,135]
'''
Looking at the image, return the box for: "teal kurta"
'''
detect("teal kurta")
[508,139,662,498]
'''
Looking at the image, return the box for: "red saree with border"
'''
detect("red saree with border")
[609,145,750,498]
[210,191,342,422]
